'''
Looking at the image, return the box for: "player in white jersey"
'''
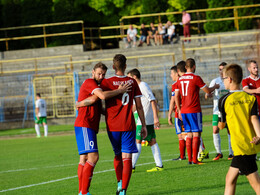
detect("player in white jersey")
[34,93,48,137]
[205,62,233,160]
[127,68,163,172]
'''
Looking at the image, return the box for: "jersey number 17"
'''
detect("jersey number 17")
[180,81,189,96]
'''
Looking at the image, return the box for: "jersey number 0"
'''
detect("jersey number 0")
[121,93,129,106]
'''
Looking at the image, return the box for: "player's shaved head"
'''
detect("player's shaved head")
[127,68,141,79]
[185,58,195,69]
[224,64,243,84]
[93,62,107,71]
[113,54,127,71]
[176,61,186,73]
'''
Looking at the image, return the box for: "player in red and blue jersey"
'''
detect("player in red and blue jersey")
[74,62,130,195]
[242,60,260,118]
[175,58,219,165]
[101,54,147,195]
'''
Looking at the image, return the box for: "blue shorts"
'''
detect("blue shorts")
[74,126,98,155]
[107,130,138,155]
[175,118,183,135]
[181,112,202,133]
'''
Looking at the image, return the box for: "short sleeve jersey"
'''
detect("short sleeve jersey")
[136,81,156,126]
[219,91,260,156]
[101,76,142,132]
[175,72,206,113]
[74,78,102,132]
[242,76,260,114]
[171,81,178,118]
[36,99,47,117]
[209,77,229,115]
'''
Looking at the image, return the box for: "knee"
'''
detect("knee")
[149,138,156,146]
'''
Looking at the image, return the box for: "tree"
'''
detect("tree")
[204,0,235,33]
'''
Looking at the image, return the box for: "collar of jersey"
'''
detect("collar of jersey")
[114,75,127,78]
[230,90,243,92]
[249,75,260,81]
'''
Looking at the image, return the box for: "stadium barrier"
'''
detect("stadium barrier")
[0,4,259,51]
[0,21,85,51]
[0,55,73,75]
[181,31,260,60]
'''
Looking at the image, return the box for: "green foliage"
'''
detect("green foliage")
[234,0,260,30]
[204,0,235,33]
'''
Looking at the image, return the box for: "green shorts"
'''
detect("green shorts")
[134,112,139,124]
[212,114,219,126]
[136,124,156,141]
[35,117,47,124]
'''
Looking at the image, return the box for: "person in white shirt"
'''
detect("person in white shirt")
[124,24,137,48]
[35,93,48,137]
[205,62,233,160]
[164,21,178,44]
[127,68,163,173]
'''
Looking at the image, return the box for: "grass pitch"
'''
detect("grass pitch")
[0,117,259,194]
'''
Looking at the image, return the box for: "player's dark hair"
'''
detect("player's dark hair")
[113,54,127,71]
[176,60,186,73]
[93,62,108,71]
[36,93,41,97]
[185,58,195,69]
[247,60,258,68]
[224,64,243,84]
[219,62,227,67]
[170,66,177,72]
[127,68,141,79]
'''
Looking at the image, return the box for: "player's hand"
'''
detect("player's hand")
[141,126,148,139]
[118,82,132,93]
[215,84,220,89]
[154,119,160,129]
[168,116,173,125]
[256,87,260,94]
[75,101,79,110]
[251,136,260,145]
[178,110,182,121]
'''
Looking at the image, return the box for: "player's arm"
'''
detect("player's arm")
[76,95,99,108]
[250,100,260,145]
[175,90,182,120]
[218,95,226,130]
[168,95,175,125]
[202,84,220,94]
[35,107,39,120]
[94,82,131,100]
[135,97,147,139]
[76,83,131,108]
[151,100,160,128]
[243,86,260,94]
[132,104,137,112]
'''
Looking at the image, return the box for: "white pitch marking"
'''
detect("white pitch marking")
[0,158,171,193]
[0,149,229,192]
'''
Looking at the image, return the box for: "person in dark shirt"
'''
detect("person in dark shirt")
[147,23,158,46]
[138,23,148,47]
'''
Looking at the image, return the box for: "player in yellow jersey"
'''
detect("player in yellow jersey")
[218,64,260,195]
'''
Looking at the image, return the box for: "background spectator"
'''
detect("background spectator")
[164,21,178,44]
[147,23,158,46]
[157,22,166,45]
[124,24,137,48]
[182,10,191,43]
[138,23,148,47]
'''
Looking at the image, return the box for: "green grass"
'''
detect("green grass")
[0,117,259,194]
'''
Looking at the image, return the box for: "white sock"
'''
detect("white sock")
[132,143,141,168]
[228,133,233,155]
[213,133,221,154]
[44,125,48,137]
[151,143,163,167]
[35,124,40,137]
[199,137,205,152]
